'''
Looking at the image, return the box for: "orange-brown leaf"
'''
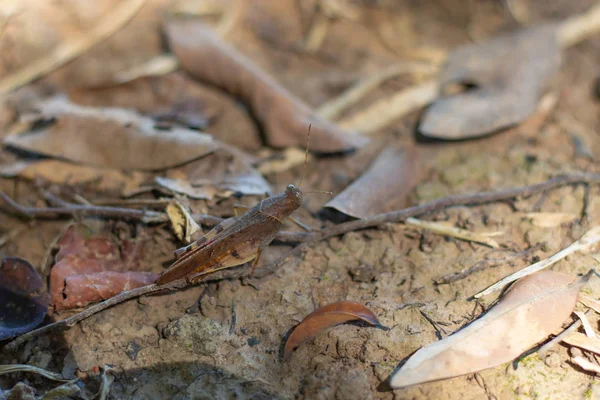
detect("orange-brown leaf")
[283,301,380,360]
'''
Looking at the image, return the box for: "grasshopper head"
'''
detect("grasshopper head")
[285,184,303,208]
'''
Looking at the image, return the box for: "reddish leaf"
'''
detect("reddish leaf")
[283,301,380,360]
[50,224,157,312]
[0,257,49,340]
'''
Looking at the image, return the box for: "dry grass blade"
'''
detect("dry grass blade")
[578,293,600,314]
[318,63,438,121]
[574,311,596,338]
[390,271,588,388]
[98,365,115,400]
[0,364,69,381]
[283,301,380,360]
[338,81,438,134]
[523,212,579,228]
[474,226,600,298]
[405,217,502,248]
[0,0,145,94]
[571,356,600,374]
[563,332,600,354]
[114,54,179,84]
[558,2,600,47]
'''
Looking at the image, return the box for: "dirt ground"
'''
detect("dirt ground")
[2,1,600,399]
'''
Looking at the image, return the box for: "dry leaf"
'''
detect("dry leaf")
[523,212,578,228]
[390,271,586,388]
[4,95,219,171]
[156,151,271,200]
[0,159,149,194]
[0,257,49,340]
[284,301,380,360]
[324,145,419,218]
[50,224,157,312]
[166,200,201,243]
[419,25,561,139]
[163,17,368,153]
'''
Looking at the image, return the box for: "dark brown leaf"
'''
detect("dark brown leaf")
[324,144,419,218]
[0,257,49,340]
[163,17,368,153]
[283,301,380,360]
[419,25,560,139]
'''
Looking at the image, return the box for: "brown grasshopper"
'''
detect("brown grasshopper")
[157,130,318,286]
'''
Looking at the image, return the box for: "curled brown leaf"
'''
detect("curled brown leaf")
[163,17,368,153]
[283,300,380,360]
[324,144,419,218]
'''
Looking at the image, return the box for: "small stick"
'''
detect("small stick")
[5,172,600,349]
[434,244,543,285]
[5,280,187,351]
[474,225,600,298]
[538,314,584,358]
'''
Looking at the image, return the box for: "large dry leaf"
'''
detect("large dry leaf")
[284,301,381,360]
[4,96,220,171]
[163,17,368,153]
[324,145,418,218]
[390,270,586,388]
[419,25,560,139]
[0,257,49,340]
[50,224,157,312]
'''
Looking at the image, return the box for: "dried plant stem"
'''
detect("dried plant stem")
[5,280,187,351]
[4,172,600,349]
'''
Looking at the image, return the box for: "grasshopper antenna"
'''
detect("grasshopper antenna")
[297,124,311,189]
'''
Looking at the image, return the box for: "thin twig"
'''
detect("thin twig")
[5,280,187,351]
[538,312,587,358]
[4,172,600,349]
[434,243,543,285]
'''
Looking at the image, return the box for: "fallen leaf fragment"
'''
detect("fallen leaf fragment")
[562,332,600,354]
[257,147,309,175]
[163,17,368,153]
[167,200,201,243]
[390,271,586,388]
[578,293,600,314]
[284,300,380,360]
[475,226,600,298]
[419,25,560,139]
[50,224,157,312]
[325,145,419,218]
[4,95,219,170]
[405,217,502,248]
[574,311,596,338]
[571,356,600,374]
[0,257,49,340]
